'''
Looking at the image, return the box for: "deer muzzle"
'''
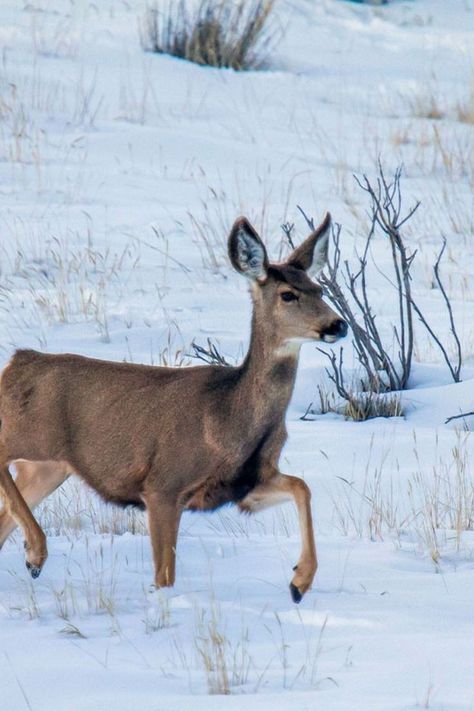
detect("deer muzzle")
[321,318,348,343]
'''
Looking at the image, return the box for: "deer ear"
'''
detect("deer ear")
[287,212,331,278]
[228,217,268,281]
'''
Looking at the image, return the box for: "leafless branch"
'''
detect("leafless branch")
[445,411,474,424]
[190,338,231,366]
[281,222,295,249]
[297,204,315,231]
[299,402,315,421]
[409,238,462,383]
[433,239,462,381]
[316,346,351,400]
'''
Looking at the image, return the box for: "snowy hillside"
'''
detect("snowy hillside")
[1,1,474,709]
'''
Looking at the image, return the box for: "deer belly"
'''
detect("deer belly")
[184,468,260,512]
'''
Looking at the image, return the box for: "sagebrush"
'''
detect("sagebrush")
[140,0,277,70]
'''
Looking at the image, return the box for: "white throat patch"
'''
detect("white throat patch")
[275,338,311,358]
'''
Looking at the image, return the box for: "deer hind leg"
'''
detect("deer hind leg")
[239,473,317,604]
[143,490,181,589]
[0,451,46,577]
[0,460,70,549]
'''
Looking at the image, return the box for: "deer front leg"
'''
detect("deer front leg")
[143,491,181,589]
[239,472,317,603]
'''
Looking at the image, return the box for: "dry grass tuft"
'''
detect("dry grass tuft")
[140,0,278,71]
[313,384,403,422]
[403,81,474,126]
[407,92,446,121]
[456,84,474,124]
[331,433,474,563]
[343,391,403,422]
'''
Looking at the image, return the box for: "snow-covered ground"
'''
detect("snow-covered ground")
[1,1,474,708]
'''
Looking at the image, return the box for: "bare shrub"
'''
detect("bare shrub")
[319,165,420,393]
[292,164,463,424]
[286,169,418,398]
[140,0,278,70]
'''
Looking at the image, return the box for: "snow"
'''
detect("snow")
[1,0,474,709]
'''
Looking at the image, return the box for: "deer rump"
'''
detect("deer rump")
[0,349,272,513]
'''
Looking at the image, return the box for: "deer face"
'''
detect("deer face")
[228,213,347,347]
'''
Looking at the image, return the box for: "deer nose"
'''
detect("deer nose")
[322,319,348,341]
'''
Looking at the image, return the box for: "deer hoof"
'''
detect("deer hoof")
[25,561,42,579]
[289,582,303,604]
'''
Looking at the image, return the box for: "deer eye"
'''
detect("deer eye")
[280,291,298,303]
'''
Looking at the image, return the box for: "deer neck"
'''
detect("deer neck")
[238,306,301,425]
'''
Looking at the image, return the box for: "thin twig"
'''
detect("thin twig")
[189,338,231,366]
[445,411,474,424]
[433,238,462,381]
[409,239,462,383]
[300,402,315,421]
[296,204,315,231]
[281,222,295,249]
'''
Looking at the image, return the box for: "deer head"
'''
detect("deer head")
[228,212,347,349]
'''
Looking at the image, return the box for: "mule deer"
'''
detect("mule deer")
[0,213,346,602]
